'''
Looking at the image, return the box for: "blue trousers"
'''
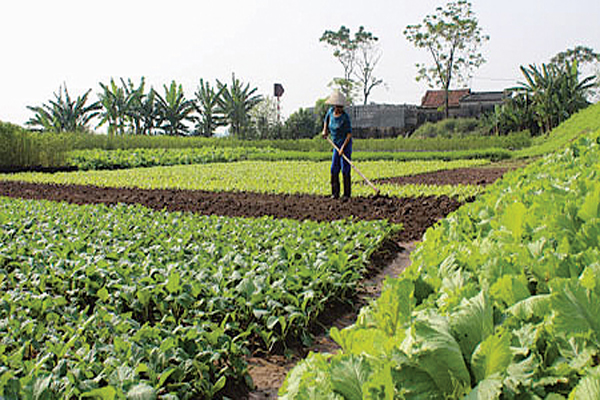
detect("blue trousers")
[331,139,352,175]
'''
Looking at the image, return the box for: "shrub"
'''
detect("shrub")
[412,117,488,138]
[283,108,318,139]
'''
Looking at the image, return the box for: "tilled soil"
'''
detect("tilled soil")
[375,166,514,186]
[0,180,467,242]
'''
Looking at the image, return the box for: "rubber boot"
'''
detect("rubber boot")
[342,174,351,200]
[331,174,340,199]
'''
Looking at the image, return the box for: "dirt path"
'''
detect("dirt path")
[246,241,417,399]
[375,166,515,186]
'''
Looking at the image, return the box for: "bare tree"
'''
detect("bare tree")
[353,27,384,105]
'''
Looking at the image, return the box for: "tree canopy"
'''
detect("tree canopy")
[404,0,489,117]
[320,25,384,105]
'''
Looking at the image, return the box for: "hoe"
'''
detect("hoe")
[327,137,380,195]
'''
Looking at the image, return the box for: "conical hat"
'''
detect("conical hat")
[326,90,347,106]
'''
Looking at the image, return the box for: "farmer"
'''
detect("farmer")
[322,90,352,199]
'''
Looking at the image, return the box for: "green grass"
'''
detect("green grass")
[514,102,600,159]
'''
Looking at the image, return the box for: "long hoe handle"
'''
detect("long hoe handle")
[327,137,380,195]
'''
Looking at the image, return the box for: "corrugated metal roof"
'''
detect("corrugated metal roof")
[460,91,506,103]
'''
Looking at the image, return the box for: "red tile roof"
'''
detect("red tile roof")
[420,89,471,108]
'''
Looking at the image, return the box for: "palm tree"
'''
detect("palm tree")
[155,81,194,136]
[193,79,225,137]
[216,73,262,139]
[27,85,100,132]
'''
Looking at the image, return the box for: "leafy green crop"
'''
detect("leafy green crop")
[0,159,486,199]
[67,146,280,170]
[0,198,394,399]
[67,147,511,171]
[280,103,600,398]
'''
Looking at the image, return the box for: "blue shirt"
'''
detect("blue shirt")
[325,107,352,146]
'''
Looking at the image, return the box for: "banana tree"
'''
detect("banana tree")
[97,78,128,135]
[27,85,100,133]
[138,88,158,136]
[97,77,149,135]
[511,62,594,134]
[193,79,225,137]
[122,77,147,135]
[216,73,262,139]
[155,81,194,136]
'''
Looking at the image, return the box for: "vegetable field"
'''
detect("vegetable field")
[280,104,600,398]
[0,198,393,398]
[0,159,486,199]
[2,103,599,399]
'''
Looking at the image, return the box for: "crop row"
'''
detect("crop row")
[0,198,394,399]
[0,159,487,199]
[1,120,525,170]
[280,103,600,398]
[66,146,279,170]
[66,147,511,171]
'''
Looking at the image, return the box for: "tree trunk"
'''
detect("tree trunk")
[444,87,450,119]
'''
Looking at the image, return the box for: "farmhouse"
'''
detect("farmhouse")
[346,89,508,138]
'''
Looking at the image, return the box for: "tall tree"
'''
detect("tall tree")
[320,26,356,101]
[551,45,600,71]
[27,84,100,132]
[216,74,262,139]
[551,45,600,101]
[320,25,383,105]
[404,0,489,118]
[155,81,194,136]
[193,79,225,137]
[353,26,384,105]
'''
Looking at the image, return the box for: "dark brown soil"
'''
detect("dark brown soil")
[0,180,468,242]
[375,166,514,186]
[0,165,78,174]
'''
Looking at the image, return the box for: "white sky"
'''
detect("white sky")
[1,0,600,127]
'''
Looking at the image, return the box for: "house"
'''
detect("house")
[420,89,471,109]
[311,88,507,138]
[417,89,507,124]
[459,91,508,116]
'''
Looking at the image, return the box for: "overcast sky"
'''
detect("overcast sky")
[1,0,599,127]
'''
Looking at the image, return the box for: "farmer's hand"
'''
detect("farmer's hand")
[321,129,328,139]
[338,145,345,155]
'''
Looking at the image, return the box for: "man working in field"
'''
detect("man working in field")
[322,90,352,199]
